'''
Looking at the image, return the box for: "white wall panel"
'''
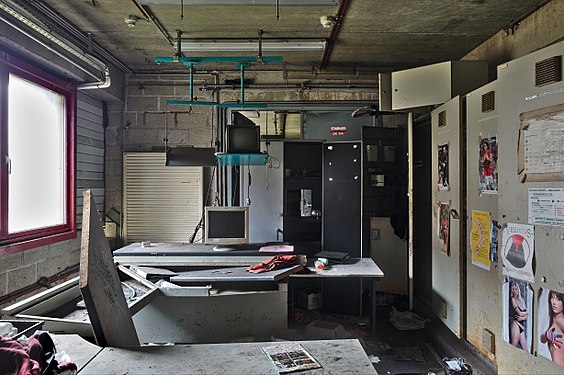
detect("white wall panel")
[76,92,105,227]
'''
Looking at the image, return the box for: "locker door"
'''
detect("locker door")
[431,96,464,337]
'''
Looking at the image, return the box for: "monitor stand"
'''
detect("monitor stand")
[212,243,261,251]
[212,245,240,252]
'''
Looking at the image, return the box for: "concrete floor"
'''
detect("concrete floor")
[288,294,497,375]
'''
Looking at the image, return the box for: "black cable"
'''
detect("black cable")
[247,165,252,203]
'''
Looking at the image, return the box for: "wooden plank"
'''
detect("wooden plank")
[79,190,140,347]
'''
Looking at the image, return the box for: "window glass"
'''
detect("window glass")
[7,73,66,233]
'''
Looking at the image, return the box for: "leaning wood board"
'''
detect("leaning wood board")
[79,190,139,347]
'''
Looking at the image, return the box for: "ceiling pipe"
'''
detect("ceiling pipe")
[11,0,130,72]
[131,0,176,49]
[0,5,106,83]
[78,65,111,90]
[319,0,350,70]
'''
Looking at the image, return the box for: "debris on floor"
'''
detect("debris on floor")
[394,346,426,362]
[442,357,472,374]
[389,307,428,330]
[368,355,380,364]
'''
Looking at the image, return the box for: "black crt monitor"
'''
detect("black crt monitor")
[226,125,261,154]
[204,206,249,245]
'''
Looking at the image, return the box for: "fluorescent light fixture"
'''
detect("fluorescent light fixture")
[139,0,339,5]
[179,39,326,52]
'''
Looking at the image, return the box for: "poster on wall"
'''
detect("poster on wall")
[528,188,564,227]
[479,136,498,193]
[501,223,535,282]
[437,202,450,255]
[470,210,491,270]
[437,144,449,190]
[537,287,564,367]
[502,278,533,354]
[491,220,499,263]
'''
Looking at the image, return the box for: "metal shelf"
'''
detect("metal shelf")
[215,153,269,166]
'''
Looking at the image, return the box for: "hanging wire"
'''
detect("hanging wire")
[246,165,252,205]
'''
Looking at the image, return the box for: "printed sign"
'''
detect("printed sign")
[501,223,535,282]
[529,188,564,226]
[330,126,347,136]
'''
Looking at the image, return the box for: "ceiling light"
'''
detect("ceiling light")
[179,39,326,52]
[139,0,339,5]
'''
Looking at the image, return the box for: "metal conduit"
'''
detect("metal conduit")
[13,0,130,72]
[320,0,351,70]
[0,2,111,89]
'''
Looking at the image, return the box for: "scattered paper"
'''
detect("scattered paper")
[368,355,380,364]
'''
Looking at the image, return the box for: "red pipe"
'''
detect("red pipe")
[320,0,351,70]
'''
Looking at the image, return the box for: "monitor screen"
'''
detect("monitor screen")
[204,206,249,245]
[226,126,260,153]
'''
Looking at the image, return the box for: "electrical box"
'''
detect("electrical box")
[390,61,488,110]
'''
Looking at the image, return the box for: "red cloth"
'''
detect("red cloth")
[246,255,299,274]
[0,336,42,375]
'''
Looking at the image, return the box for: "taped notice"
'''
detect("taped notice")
[518,104,564,182]
[528,188,564,226]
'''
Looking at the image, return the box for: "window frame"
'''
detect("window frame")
[0,50,76,255]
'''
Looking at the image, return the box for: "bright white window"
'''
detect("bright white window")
[8,74,66,233]
[0,50,76,253]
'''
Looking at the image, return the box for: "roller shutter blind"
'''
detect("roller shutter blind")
[123,152,203,243]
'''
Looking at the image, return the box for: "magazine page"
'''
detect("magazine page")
[261,343,322,373]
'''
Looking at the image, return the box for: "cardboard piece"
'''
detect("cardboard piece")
[306,320,348,340]
[296,289,322,310]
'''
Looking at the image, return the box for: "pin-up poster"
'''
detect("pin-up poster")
[479,137,498,194]
[438,144,449,190]
[437,202,450,255]
[502,278,533,353]
[538,287,564,367]
[470,210,491,270]
[501,223,535,282]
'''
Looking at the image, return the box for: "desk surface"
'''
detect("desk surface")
[291,258,384,278]
[114,242,293,256]
[76,338,377,374]
[113,242,296,266]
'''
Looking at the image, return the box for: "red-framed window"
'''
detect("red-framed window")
[0,50,76,255]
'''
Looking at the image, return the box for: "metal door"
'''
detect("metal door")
[431,96,464,337]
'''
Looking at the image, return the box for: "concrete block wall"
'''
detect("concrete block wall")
[0,236,81,311]
[104,73,216,222]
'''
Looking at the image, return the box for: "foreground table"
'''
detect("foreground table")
[56,334,377,374]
